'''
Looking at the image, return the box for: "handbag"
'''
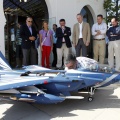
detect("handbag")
[41,30,49,46]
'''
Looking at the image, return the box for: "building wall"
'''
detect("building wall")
[45,0,106,30]
[0,0,6,55]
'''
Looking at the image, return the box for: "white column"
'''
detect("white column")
[0,0,6,55]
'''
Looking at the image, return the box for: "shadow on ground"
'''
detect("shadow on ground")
[1,85,120,120]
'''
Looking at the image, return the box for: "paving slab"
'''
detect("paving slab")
[0,84,120,120]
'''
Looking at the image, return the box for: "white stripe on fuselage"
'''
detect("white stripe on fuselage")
[94,73,119,88]
[66,69,102,75]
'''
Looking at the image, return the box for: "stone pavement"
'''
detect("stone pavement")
[0,84,120,120]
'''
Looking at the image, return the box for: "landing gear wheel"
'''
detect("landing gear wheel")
[88,97,93,102]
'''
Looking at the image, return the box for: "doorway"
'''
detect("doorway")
[80,6,94,58]
[3,0,49,67]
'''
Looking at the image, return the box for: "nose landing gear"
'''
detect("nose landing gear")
[88,87,96,102]
[88,96,93,102]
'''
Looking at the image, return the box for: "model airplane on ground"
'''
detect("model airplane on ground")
[0,51,119,104]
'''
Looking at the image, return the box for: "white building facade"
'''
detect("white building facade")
[0,0,106,55]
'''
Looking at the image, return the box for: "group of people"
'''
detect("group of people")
[16,13,120,71]
[17,17,72,69]
[92,15,120,72]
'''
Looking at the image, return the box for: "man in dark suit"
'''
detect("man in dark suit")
[56,19,72,69]
[20,17,37,66]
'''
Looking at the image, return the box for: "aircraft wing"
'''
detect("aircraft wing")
[23,65,66,74]
[24,65,51,71]
[0,76,50,91]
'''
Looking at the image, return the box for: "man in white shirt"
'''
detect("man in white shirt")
[92,14,107,64]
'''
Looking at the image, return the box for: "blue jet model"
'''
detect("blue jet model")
[0,51,119,103]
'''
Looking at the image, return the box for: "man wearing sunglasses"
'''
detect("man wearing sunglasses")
[20,17,37,66]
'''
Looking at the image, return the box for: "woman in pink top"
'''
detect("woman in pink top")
[39,21,53,68]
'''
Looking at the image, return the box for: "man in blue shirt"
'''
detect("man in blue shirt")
[52,24,57,68]
[107,18,120,71]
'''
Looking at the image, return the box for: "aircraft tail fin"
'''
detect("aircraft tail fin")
[0,51,12,70]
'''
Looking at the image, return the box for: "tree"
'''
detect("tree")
[104,0,120,24]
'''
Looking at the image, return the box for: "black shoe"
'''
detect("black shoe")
[55,67,60,70]
[55,67,64,70]
[51,67,56,70]
[15,65,20,68]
